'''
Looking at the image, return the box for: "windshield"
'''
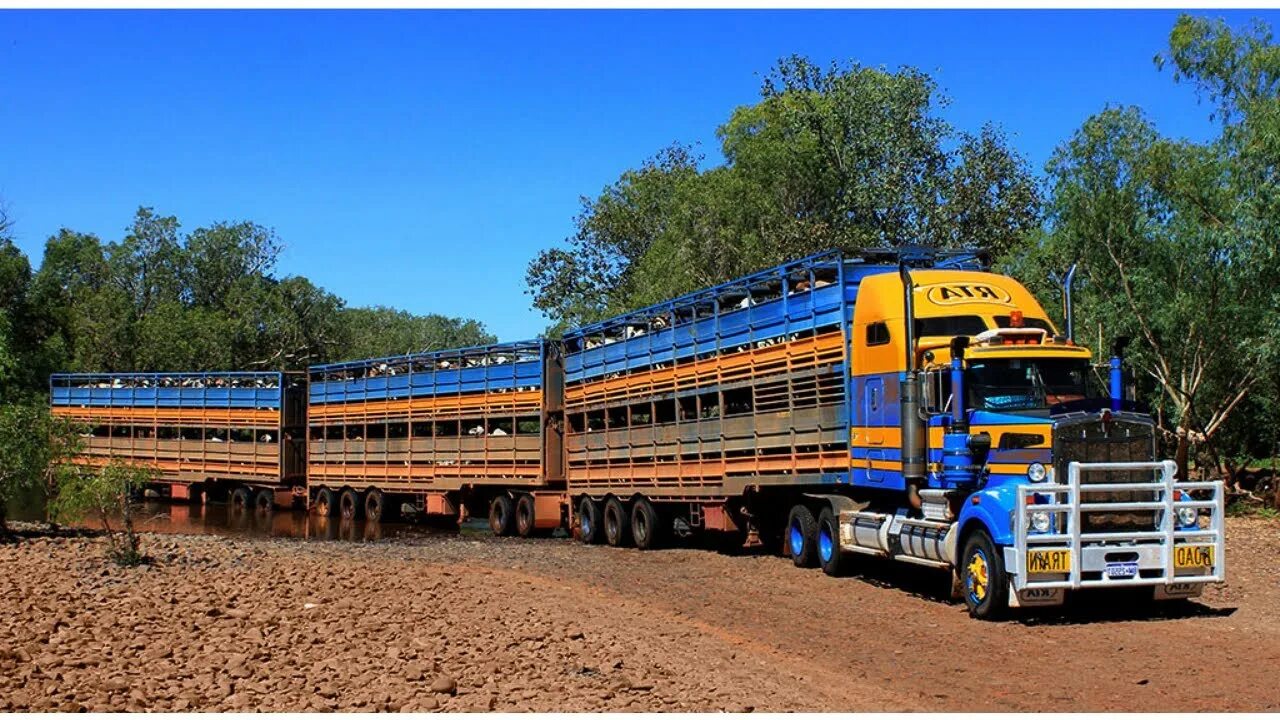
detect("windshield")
[966,358,1092,412]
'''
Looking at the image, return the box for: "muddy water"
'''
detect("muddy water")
[8,490,487,543]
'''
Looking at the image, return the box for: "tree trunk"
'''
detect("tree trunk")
[1175,432,1190,482]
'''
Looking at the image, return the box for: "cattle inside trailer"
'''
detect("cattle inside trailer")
[305,340,566,533]
[49,371,307,511]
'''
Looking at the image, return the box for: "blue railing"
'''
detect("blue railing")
[563,251,860,384]
[50,372,283,409]
[308,339,545,405]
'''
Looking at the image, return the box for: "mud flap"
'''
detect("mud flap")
[1153,582,1204,601]
[1007,581,1066,608]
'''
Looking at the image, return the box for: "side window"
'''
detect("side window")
[866,322,890,347]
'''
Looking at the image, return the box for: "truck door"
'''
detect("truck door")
[862,376,887,483]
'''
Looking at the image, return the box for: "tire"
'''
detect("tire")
[960,528,1009,620]
[314,487,339,517]
[515,494,537,538]
[364,489,389,522]
[578,497,602,544]
[230,486,252,511]
[817,507,847,576]
[488,494,515,536]
[630,497,662,550]
[339,488,362,521]
[603,497,631,547]
[252,488,275,515]
[786,504,818,568]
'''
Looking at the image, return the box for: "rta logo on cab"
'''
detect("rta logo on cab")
[924,283,1013,305]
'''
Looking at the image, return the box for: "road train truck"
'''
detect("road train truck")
[562,247,1225,618]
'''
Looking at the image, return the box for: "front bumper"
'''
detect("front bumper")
[1009,460,1224,601]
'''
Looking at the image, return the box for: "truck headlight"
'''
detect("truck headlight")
[1030,510,1052,533]
[1027,462,1048,483]
[1176,506,1199,528]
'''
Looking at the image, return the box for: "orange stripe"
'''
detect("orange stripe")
[308,389,542,422]
[52,406,279,425]
[308,463,540,480]
[71,456,279,475]
[566,451,849,480]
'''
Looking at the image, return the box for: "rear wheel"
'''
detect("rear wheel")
[314,487,339,517]
[339,489,362,520]
[230,486,252,512]
[630,497,661,550]
[578,497,602,544]
[603,497,630,547]
[364,489,389,522]
[817,508,846,576]
[515,494,537,538]
[488,494,515,536]
[252,488,275,515]
[960,528,1009,620]
[786,505,818,568]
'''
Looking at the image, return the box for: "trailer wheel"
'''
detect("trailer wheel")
[603,497,631,547]
[364,489,390,522]
[339,489,362,520]
[817,508,846,576]
[786,505,818,568]
[253,488,275,514]
[314,487,339,517]
[960,528,1009,620]
[578,497,602,544]
[630,497,661,550]
[514,494,538,537]
[230,486,252,512]
[489,494,515,536]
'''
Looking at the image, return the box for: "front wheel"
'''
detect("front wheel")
[960,528,1009,620]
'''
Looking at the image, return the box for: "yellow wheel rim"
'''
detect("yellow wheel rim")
[967,551,989,602]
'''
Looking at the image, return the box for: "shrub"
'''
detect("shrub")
[50,461,154,566]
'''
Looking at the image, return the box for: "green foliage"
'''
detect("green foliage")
[19,206,496,378]
[527,55,1040,330]
[49,462,152,566]
[0,404,81,534]
[1011,15,1280,481]
[338,307,496,359]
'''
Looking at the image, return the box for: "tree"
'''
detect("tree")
[27,207,494,373]
[337,307,496,360]
[1018,19,1280,481]
[527,56,1040,330]
[49,461,153,566]
[0,405,81,536]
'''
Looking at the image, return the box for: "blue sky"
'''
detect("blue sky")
[1,9,1274,342]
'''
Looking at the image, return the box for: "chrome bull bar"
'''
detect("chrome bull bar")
[1011,460,1225,591]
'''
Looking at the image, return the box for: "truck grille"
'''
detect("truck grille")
[1053,415,1157,533]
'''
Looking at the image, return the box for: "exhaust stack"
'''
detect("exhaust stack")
[1061,263,1078,342]
[898,264,926,483]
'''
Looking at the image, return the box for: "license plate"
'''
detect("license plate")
[1174,544,1215,569]
[1106,562,1139,579]
[1027,549,1071,573]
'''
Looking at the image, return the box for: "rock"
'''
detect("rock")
[430,675,457,695]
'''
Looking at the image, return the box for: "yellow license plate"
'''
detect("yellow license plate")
[1174,545,1215,569]
[1027,549,1072,573]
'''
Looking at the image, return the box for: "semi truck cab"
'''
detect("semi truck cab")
[839,264,1225,618]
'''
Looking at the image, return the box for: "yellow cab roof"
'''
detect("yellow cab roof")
[852,269,1092,368]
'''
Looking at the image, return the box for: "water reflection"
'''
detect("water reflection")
[21,498,472,544]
